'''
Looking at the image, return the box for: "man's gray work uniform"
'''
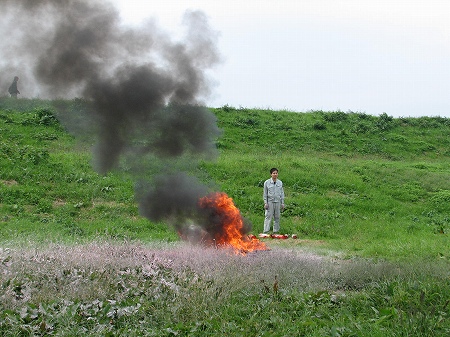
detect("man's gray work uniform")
[263,178,285,233]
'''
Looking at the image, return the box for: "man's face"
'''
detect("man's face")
[271,171,278,181]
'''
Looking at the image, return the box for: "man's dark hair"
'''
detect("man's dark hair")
[270,168,278,174]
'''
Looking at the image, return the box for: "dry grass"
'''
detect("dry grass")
[1,242,448,335]
[1,241,401,308]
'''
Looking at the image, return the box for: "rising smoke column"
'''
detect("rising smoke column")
[0,0,235,238]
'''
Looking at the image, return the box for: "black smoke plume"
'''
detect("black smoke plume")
[0,0,245,240]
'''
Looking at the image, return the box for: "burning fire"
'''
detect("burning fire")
[197,192,268,254]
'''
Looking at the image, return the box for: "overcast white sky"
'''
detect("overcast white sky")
[113,0,450,117]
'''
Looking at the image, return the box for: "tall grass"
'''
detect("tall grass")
[1,242,448,336]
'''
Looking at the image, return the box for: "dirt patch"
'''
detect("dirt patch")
[258,237,327,246]
[53,199,67,207]
[1,180,18,186]
[92,200,125,207]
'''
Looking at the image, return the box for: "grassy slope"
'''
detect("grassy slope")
[0,100,175,243]
[1,98,449,260]
[209,107,450,260]
[1,99,449,336]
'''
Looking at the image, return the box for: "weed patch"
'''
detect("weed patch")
[0,243,448,336]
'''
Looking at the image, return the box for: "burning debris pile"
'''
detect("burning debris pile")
[1,0,265,252]
[196,192,268,254]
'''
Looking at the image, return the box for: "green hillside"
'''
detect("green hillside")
[1,98,449,259]
[1,98,449,336]
[209,106,450,260]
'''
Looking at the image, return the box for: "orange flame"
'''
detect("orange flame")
[198,192,268,254]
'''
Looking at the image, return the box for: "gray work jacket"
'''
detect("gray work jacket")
[263,179,285,204]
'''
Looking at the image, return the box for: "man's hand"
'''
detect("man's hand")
[264,203,269,210]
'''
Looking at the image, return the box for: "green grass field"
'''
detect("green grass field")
[1,98,449,336]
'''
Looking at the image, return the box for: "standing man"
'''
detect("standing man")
[263,167,285,234]
[8,76,20,98]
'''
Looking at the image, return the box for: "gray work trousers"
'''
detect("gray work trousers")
[264,202,281,233]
